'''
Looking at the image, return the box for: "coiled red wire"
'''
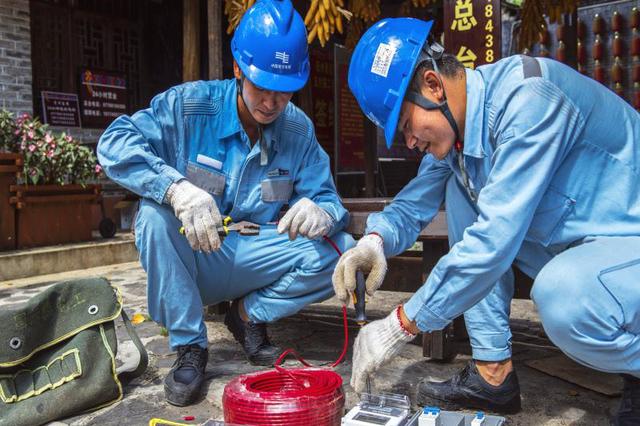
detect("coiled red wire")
[223,236,349,426]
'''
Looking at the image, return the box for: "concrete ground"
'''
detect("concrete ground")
[0,262,623,426]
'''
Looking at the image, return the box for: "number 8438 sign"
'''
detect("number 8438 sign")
[444,0,501,69]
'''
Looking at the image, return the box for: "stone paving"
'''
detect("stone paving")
[0,262,622,426]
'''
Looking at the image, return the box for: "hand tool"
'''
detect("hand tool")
[179,216,260,239]
[352,270,372,395]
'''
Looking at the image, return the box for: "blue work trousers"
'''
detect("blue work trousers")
[445,176,515,362]
[447,177,640,376]
[134,199,355,350]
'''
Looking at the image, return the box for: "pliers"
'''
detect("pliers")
[179,216,260,238]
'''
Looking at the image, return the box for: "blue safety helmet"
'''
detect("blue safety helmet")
[348,18,434,148]
[232,0,310,92]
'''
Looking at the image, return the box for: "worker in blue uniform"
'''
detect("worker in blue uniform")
[333,17,640,425]
[98,0,353,407]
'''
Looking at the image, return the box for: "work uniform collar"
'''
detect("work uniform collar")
[217,79,281,156]
[461,68,486,159]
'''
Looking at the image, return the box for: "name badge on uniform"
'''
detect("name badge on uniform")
[267,168,289,177]
[196,154,223,170]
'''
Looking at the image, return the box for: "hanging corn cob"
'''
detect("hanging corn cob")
[411,0,436,7]
[224,0,256,35]
[518,0,578,52]
[305,0,353,48]
[350,0,380,23]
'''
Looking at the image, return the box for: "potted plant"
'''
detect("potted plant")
[0,109,105,249]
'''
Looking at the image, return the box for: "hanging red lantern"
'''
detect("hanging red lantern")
[613,34,624,58]
[592,35,604,61]
[611,58,624,84]
[592,14,605,35]
[556,40,566,63]
[612,11,623,33]
[594,60,606,83]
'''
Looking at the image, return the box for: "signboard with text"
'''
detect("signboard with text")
[334,45,365,174]
[444,0,501,69]
[310,48,334,163]
[41,91,81,127]
[79,69,128,128]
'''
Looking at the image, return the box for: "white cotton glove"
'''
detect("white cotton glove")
[351,307,417,394]
[165,179,223,253]
[332,234,387,305]
[277,197,335,240]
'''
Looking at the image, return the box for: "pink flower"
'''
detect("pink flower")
[27,130,34,139]
[29,168,37,176]
[28,144,36,152]
[49,142,56,149]
[65,135,73,143]
[14,129,20,135]
[47,150,55,158]
[20,142,26,150]
[94,164,103,174]
[45,133,54,144]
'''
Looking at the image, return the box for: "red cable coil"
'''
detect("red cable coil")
[223,236,349,425]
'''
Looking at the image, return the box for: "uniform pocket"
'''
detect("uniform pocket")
[526,187,575,246]
[186,162,225,195]
[261,178,293,202]
[598,258,640,334]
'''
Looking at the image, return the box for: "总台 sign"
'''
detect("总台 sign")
[41,91,81,127]
[79,69,128,128]
[444,0,501,69]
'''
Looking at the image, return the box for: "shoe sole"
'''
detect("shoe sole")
[248,352,281,367]
[417,393,522,415]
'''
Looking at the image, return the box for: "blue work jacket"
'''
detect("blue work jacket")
[368,55,640,331]
[97,79,348,235]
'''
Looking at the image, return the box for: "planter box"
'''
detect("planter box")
[0,154,21,251]
[10,184,101,249]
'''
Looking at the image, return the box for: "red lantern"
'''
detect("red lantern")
[556,40,566,63]
[613,34,624,58]
[612,11,623,33]
[592,35,604,61]
[611,58,623,84]
[594,60,606,83]
[592,14,605,35]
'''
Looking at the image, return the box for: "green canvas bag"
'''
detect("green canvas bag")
[0,277,148,426]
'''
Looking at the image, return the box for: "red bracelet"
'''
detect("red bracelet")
[396,306,417,336]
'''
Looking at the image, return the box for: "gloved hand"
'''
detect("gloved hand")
[277,197,335,240]
[332,233,387,305]
[351,306,417,394]
[165,179,223,252]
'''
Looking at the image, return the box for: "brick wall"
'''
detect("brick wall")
[0,0,32,116]
[0,1,103,145]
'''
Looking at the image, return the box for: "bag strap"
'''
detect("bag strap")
[116,308,149,382]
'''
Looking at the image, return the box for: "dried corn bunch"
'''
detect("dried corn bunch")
[345,16,365,50]
[519,0,578,51]
[350,0,380,23]
[224,0,256,34]
[305,0,353,48]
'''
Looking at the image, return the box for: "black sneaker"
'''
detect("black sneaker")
[224,300,281,366]
[164,344,208,406]
[417,360,522,414]
[612,374,640,426]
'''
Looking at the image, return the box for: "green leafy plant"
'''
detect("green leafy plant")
[0,109,102,186]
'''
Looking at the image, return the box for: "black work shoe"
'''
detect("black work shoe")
[224,300,281,366]
[417,360,522,414]
[612,374,640,426]
[164,345,208,406]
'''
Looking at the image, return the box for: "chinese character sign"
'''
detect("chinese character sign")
[79,69,128,128]
[445,0,500,69]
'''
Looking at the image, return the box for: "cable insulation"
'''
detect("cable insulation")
[223,236,349,425]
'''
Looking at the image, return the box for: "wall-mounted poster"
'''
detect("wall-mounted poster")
[79,69,128,128]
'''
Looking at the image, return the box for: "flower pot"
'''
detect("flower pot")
[0,154,21,250]
[10,184,101,249]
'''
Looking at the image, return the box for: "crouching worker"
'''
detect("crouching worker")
[334,17,640,425]
[97,0,353,407]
